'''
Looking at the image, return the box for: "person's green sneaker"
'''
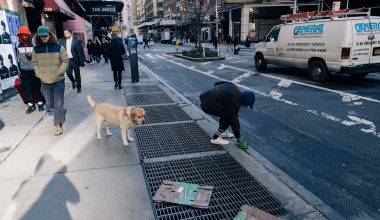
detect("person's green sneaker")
[235,139,249,150]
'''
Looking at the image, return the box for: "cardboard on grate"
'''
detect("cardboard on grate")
[153,180,213,209]
[233,205,279,220]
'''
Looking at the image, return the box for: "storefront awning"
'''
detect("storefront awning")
[43,0,76,20]
[137,21,158,29]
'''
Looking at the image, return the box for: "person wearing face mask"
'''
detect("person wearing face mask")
[17,25,45,114]
[32,26,69,135]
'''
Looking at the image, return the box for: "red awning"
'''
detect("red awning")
[43,0,76,20]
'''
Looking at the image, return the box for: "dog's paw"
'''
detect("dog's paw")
[106,132,113,136]
[128,137,135,142]
[96,135,102,140]
[123,141,129,146]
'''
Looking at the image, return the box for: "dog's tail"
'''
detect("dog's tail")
[87,95,97,108]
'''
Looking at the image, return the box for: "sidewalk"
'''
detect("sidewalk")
[0,58,341,219]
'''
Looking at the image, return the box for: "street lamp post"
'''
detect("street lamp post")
[216,0,218,41]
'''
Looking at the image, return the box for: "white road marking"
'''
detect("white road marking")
[206,70,214,74]
[202,61,212,65]
[221,64,380,104]
[277,79,293,88]
[153,55,380,138]
[269,91,298,106]
[153,56,298,106]
[232,72,252,84]
[307,110,380,138]
[217,64,226,70]
[226,57,234,60]
[162,54,172,58]
[146,53,155,59]
[138,55,145,60]
[341,94,363,106]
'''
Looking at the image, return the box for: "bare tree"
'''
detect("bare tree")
[181,0,214,48]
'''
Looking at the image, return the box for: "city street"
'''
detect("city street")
[138,43,380,219]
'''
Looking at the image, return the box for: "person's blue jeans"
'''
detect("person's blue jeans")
[40,80,65,125]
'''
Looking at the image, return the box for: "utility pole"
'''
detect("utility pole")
[346,0,349,9]
[293,0,297,14]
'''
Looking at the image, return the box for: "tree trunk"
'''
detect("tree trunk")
[196,1,202,48]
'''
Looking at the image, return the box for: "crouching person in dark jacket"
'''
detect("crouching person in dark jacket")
[199,81,255,149]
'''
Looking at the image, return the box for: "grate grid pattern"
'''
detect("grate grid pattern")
[124,85,163,94]
[143,153,288,220]
[125,93,175,105]
[143,104,192,124]
[135,122,221,159]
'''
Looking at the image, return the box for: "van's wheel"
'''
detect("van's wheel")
[350,73,368,80]
[255,55,267,72]
[309,60,329,82]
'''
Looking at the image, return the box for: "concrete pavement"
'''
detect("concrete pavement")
[0,57,342,219]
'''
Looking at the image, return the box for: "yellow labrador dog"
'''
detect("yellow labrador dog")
[87,95,146,146]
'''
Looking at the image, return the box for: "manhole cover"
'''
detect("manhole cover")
[135,122,221,159]
[143,104,192,124]
[143,153,288,220]
[126,93,175,106]
[124,85,163,94]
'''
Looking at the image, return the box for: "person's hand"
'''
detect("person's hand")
[80,63,85,67]
[235,138,249,150]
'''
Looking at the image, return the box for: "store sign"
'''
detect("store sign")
[88,6,117,15]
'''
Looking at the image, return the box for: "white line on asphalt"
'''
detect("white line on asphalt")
[162,54,171,58]
[226,57,234,60]
[232,72,252,84]
[306,110,380,138]
[202,61,212,65]
[217,64,226,70]
[146,53,155,59]
[221,64,380,104]
[138,55,145,60]
[155,55,298,106]
[277,79,292,88]
[341,93,363,106]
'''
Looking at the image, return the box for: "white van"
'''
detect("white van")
[254,14,380,82]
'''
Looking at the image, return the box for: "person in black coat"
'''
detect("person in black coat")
[107,33,126,89]
[60,28,86,93]
[199,81,255,149]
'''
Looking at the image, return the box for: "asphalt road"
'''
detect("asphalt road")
[136,43,380,219]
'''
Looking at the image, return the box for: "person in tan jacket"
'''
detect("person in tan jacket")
[32,26,69,135]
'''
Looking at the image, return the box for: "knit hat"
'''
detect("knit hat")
[241,91,255,109]
[37,26,49,36]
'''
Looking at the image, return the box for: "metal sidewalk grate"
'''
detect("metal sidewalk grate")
[135,122,221,159]
[124,85,163,94]
[143,153,288,220]
[125,93,175,106]
[143,104,192,124]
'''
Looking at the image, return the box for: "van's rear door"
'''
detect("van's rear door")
[369,17,380,64]
[351,18,372,65]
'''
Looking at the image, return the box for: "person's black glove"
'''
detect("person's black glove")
[80,63,85,67]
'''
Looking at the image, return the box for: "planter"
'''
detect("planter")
[174,54,225,62]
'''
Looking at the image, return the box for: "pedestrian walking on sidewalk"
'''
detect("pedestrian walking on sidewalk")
[233,34,240,55]
[86,39,94,63]
[93,37,102,65]
[101,37,109,64]
[60,28,85,93]
[212,35,218,50]
[16,26,44,114]
[107,33,126,90]
[32,25,69,136]
[199,81,255,149]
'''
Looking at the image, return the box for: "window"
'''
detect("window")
[266,26,280,42]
